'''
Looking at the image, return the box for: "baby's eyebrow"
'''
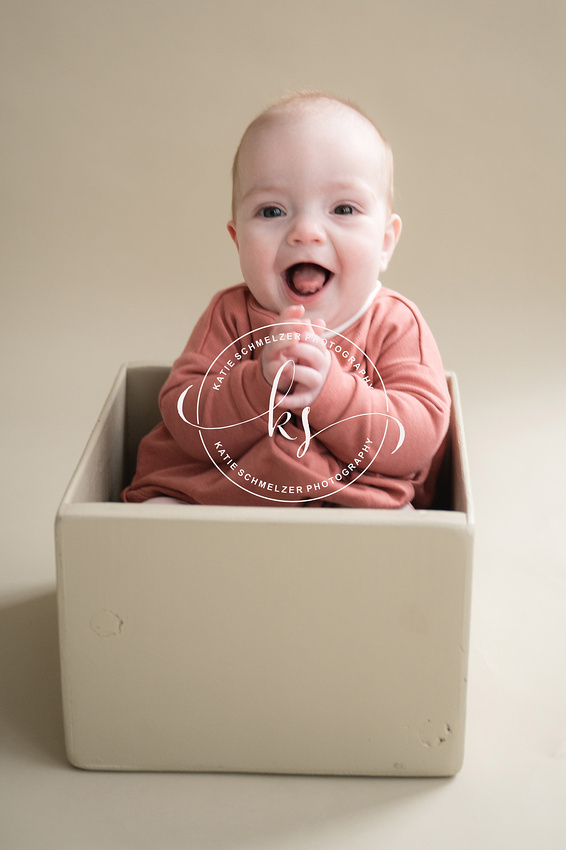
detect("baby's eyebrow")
[241,178,379,205]
[241,184,286,202]
[323,179,378,198]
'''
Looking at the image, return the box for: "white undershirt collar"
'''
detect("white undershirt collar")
[324,281,381,338]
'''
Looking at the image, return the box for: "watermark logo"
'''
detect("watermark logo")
[176,322,404,503]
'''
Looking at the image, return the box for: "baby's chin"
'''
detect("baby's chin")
[281,288,348,324]
[299,303,346,330]
[247,281,360,329]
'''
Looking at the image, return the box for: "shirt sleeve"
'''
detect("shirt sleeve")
[158,290,275,462]
[306,295,451,479]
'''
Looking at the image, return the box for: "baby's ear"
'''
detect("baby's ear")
[380,214,402,272]
[227,221,239,250]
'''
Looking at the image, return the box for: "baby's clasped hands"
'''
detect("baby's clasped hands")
[261,305,331,411]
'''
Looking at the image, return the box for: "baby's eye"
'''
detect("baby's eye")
[333,204,356,216]
[258,206,285,218]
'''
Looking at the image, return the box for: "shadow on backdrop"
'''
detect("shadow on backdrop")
[0,591,67,766]
[0,590,457,850]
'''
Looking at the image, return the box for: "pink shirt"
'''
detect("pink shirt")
[122,284,451,508]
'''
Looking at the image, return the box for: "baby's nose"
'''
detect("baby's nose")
[287,213,326,245]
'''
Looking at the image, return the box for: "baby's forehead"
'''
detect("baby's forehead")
[232,97,394,215]
[250,99,383,151]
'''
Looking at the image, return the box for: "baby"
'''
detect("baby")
[122,92,451,508]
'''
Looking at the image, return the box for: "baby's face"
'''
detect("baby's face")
[228,104,401,329]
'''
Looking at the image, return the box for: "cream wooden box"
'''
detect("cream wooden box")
[55,362,473,776]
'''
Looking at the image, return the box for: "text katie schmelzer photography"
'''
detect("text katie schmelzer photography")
[176,323,405,503]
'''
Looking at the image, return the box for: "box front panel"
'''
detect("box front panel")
[58,512,471,775]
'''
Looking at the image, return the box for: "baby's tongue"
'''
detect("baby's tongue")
[289,263,326,295]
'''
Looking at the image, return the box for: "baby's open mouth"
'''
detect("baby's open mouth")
[284,263,332,296]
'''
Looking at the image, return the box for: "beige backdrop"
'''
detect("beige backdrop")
[1,1,565,847]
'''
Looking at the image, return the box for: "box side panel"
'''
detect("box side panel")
[58,513,471,776]
[445,372,473,520]
[61,368,127,505]
[124,363,170,489]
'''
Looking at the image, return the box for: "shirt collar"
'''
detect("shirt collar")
[324,281,381,338]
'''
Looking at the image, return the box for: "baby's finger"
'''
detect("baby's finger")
[285,364,324,395]
[308,317,327,336]
[279,304,305,321]
[283,341,329,369]
[281,386,318,411]
[274,305,310,333]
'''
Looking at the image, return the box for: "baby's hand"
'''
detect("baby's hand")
[262,305,308,391]
[262,305,331,411]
